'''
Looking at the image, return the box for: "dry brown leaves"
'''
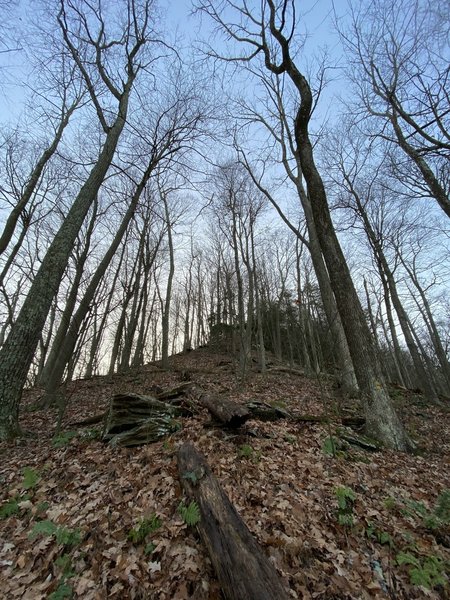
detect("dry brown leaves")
[1,348,449,599]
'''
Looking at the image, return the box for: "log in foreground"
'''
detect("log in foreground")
[177,443,290,600]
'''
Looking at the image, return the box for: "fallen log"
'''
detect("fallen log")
[245,401,291,421]
[107,415,181,447]
[177,443,290,600]
[156,382,194,401]
[338,428,381,452]
[189,385,250,427]
[267,365,305,377]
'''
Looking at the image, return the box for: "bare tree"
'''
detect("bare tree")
[0,0,156,439]
[323,127,440,403]
[195,0,413,450]
[341,0,450,218]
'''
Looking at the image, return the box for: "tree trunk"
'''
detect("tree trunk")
[0,103,130,439]
[161,193,175,369]
[39,200,98,387]
[287,66,412,450]
[44,163,157,401]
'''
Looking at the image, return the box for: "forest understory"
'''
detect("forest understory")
[0,347,449,600]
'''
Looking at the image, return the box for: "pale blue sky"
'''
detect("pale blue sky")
[0,0,347,124]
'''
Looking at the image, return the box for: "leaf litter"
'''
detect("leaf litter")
[0,347,449,599]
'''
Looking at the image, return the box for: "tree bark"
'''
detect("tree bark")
[177,442,290,600]
[260,2,413,449]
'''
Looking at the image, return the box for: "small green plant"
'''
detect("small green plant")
[383,496,397,511]
[365,522,394,547]
[237,444,262,462]
[55,527,82,547]
[397,552,447,590]
[22,467,40,491]
[52,431,77,448]
[81,428,101,441]
[48,582,73,600]
[36,501,50,515]
[128,514,162,544]
[238,444,254,459]
[178,500,200,526]
[322,435,349,458]
[29,520,82,548]
[335,486,356,527]
[0,497,20,520]
[322,436,338,456]
[400,490,450,531]
[434,489,450,523]
[55,554,76,579]
[30,519,57,538]
[283,434,296,444]
[144,542,156,555]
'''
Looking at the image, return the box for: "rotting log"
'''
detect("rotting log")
[102,393,185,446]
[338,428,381,451]
[156,382,194,401]
[189,385,250,427]
[245,401,291,421]
[106,415,181,447]
[177,443,290,600]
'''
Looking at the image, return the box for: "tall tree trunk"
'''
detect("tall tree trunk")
[43,157,159,396]
[0,99,130,438]
[280,48,412,449]
[161,193,175,369]
[39,200,98,387]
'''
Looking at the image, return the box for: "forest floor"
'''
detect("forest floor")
[0,347,449,600]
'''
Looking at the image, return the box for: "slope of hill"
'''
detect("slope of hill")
[1,348,449,599]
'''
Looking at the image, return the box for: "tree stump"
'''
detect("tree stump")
[177,443,290,600]
[102,393,184,447]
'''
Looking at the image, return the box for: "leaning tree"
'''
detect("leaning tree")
[194,0,413,450]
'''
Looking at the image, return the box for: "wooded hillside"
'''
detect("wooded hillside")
[1,348,449,599]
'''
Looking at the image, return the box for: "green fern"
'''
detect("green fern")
[128,514,162,544]
[55,527,82,547]
[29,519,57,539]
[397,552,447,589]
[237,444,254,459]
[55,554,75,579]
[48,582,73,600]
[335,486,356,528]
[52,431,77,448]
[0,497,20,520]
[178,500,200,526]
[29,520,81,547]
[22,467,40,490]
